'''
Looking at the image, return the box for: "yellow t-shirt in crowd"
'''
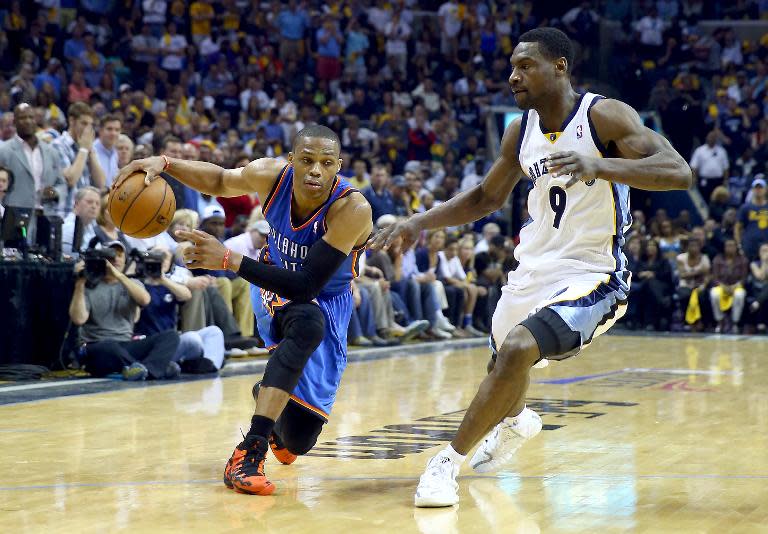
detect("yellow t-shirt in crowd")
[190,2,214,37]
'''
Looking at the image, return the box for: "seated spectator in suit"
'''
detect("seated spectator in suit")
[0,165,10,219]
[69,240,180,380]
[61,186,101,255]
[0,103,66,215]
[710,238,749,333]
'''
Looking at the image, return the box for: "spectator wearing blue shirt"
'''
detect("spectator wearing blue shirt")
[64,24,87,63]
[363,164,397,223]
[275,0,310,62]
[345,17,369,79]
[33,58,63,100]
[316,16,343,81]
[78,33,106,89]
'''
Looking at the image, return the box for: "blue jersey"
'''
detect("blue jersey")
[261,164,363,298]
[251,164,364,419]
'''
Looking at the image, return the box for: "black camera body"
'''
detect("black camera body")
[130,249,164,279]
[80,247,116,285]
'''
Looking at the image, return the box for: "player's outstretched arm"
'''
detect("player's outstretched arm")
[370,119,525,250]
[113,156,284,199]
[176,193,373,303]
[548,99,692,191]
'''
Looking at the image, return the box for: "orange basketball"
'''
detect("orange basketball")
[108,172,176,239]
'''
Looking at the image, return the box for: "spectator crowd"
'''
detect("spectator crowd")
[2,0,768,378]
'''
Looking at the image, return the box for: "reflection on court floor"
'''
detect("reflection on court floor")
[1,335,767,533]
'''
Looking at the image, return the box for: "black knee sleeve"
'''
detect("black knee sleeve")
[261,303,326,393]
[275,401,325,455]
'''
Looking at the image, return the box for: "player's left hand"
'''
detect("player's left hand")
[176,229,229,270]
[547,151,601,188]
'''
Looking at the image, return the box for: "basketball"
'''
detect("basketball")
[108,172,176,239]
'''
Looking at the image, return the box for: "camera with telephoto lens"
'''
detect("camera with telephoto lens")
[130,249,165,279]
[79,247,116,285]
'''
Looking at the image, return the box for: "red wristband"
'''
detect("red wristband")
[222,249,231,270]
[161,154,170,171]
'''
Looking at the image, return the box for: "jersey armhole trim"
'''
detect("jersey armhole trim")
[262,164,291,216]
[587,96,609,157]
[515,111,529,157]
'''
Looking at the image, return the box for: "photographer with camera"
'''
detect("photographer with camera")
[134,247,225,373]
[69,240,180,380]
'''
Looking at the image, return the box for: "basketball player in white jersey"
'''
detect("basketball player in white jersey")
[371,27,692,507]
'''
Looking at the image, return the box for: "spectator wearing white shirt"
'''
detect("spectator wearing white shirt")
[690,130,730,201]
[438,235,485,336]
[223,219,269,260]
[634,8,665,56]
[411,78,441,114]
[62,186,100,255]
[142,0,167,37]
[93,114,121,187]
[160,22,188,83]
[384,11,411,74]
[438,1,462,57]
[239,77,270,112]
[474,222,501,254]
[721,29,743,67]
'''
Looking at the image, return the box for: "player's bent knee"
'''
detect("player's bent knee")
[281,303,326,352]
[494,326,540,375]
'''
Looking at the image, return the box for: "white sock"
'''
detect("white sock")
[442,444,466,464]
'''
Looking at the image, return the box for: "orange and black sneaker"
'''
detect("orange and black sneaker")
[224,435,275,495]
[269,433,297,465]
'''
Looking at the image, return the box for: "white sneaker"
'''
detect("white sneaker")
[435,315,457,332]
[414,453,460,507]
[533,358,549,369]
[469,408,542,473]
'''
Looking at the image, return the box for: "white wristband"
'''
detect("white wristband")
[79,148,89,155]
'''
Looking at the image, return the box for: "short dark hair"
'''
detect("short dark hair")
[162,135,182,150]
[519,27,574,71]
[489,234,506,248]
[68,101,94,121]
[293,124,340,152]
[100,113,122,126]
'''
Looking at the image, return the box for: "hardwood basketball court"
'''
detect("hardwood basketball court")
[1,334,767,533]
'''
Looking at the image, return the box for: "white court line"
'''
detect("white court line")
[0,378,109,393]
[624,367,742,376]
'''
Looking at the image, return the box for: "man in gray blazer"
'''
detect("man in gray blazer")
[0,103,67,215]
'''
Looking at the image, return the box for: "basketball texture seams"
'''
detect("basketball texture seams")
[108,172,176,238]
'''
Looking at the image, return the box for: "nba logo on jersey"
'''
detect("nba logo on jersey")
[313,220,320,234]
[549,133,557,142]
[576,125,583,139]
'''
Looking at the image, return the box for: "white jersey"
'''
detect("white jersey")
[514,92,631,274]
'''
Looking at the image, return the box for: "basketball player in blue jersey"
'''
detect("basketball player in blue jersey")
[114,125,373,496]
[372,28,693,507]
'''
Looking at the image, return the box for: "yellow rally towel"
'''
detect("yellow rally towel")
[685,287,701,324]
[717,283,742,312]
